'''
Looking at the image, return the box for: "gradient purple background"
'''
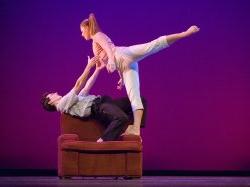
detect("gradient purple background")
[1,0,250,171]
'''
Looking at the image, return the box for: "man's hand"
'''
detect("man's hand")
[87,56,99,69]
[96,60,106,71]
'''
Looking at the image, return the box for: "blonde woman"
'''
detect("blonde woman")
[80,13,200,135]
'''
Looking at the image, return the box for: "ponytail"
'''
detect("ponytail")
[89,13,101,35]
[80,13,101,36]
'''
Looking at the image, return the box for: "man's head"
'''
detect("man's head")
[41,92,62,112]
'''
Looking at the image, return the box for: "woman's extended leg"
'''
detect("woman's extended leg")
[124,25,200,64]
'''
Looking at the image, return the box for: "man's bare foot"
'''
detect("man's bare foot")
[97,138,103,142]
[184,25,200,37]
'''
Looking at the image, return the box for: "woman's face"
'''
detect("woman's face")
[80,26,90,40]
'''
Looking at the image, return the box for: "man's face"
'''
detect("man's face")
[47,92,62,105]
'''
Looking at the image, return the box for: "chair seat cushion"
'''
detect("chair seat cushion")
[61,140,142,152]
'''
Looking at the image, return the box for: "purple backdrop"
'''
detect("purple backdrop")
[1,0,250,171]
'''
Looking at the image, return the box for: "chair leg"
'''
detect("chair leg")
[59,176,71,180]
[123,176,133,180]
[123,176,141,180]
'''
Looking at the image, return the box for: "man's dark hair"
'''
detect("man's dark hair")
[41,92,57,112]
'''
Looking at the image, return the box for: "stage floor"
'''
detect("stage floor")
[0,176,250,187]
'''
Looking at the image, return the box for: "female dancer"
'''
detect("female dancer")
[80,13,200,135]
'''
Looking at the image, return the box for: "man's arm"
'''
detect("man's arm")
[79,60,106,96]
[73,56,98,95]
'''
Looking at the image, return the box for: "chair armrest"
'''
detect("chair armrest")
[57,134,79,145]
[119,134,142,142]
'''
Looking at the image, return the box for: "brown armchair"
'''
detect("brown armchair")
[57,98,146,178]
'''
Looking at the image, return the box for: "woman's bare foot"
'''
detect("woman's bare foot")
[123,125,140,136]
[184,25,200,37]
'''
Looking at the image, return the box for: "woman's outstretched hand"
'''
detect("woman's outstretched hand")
[106,62,116,73]
[117,78,124,90]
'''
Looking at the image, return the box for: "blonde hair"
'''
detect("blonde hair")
[80,13,101,36]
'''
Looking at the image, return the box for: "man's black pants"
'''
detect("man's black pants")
[91,97,129,141]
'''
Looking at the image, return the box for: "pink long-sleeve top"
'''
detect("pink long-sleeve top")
[91,32,117,72]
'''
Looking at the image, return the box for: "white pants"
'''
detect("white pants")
[114,36,169,111]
